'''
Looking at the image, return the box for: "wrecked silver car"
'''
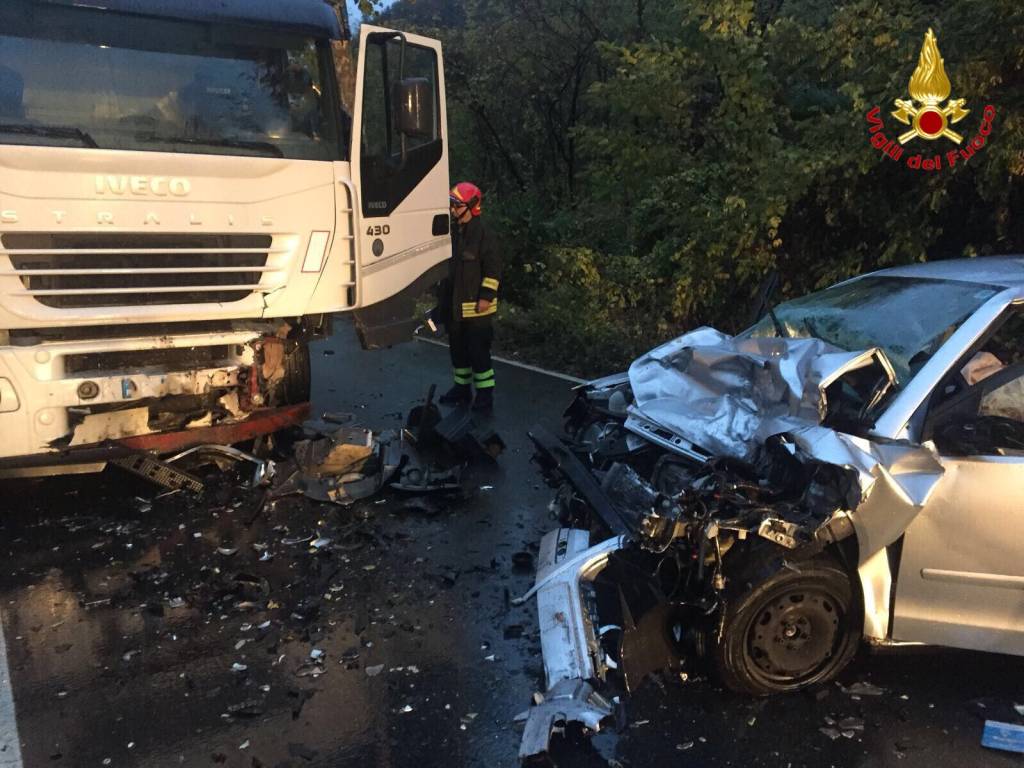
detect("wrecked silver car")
[519,256,1024,758]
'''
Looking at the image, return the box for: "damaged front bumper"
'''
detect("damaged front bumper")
[516,529,626,759]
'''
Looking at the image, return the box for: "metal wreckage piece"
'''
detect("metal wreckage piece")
[517,327,945,759]
[272,388,504,505]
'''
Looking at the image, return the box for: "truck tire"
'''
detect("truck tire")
[714,557,860,695]
[270,339,311,406]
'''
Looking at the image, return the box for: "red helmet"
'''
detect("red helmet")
[449,181,482,216]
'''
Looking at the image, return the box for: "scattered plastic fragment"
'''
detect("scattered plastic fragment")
[231,663,248,673]
[841,681,885,696]
[365,664,385,677]
[983,720,1024,753]
[838,717,864,731]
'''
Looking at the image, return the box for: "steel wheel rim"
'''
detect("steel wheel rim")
[744,585,845,687]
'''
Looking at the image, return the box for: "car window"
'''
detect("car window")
[931,364,1024,456]
[980,377,1024,423]
[743,276,1000,392]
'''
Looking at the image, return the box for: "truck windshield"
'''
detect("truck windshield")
[742,275,1000,388]
[0,4,344,161]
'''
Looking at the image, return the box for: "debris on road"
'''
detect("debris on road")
[841,681,885,697]
[982,721,1024,753]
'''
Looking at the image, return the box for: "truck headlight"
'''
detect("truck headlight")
[301,231,331,273]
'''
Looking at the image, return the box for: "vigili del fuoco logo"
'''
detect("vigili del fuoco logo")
[866,28,996,171]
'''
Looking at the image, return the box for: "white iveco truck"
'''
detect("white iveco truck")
[0,0,452,474]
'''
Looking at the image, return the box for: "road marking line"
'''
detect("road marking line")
[0,613,23,767]
[414,336,586,384]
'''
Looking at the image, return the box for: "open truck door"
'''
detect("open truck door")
[347,25,450,348]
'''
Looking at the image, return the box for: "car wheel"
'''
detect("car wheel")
[714,558,860,695]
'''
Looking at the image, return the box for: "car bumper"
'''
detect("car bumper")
[515,528,626,759]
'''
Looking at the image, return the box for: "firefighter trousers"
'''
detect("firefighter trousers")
[448,317,495,390]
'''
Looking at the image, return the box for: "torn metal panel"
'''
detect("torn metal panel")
[273,428,404,506]
[293,427,374,477]
[517,679,615,760]
[166,444,274,486]
[517,529,624,760]
[70,407,152,446]
[626,327,896,463]
[784,425,945,563]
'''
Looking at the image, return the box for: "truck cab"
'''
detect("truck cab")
[0,0,450,472]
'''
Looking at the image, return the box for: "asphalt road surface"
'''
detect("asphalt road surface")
[1,321,1022,768]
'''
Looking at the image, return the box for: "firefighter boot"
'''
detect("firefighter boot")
[439,383,472,405]
[472,386,494,413]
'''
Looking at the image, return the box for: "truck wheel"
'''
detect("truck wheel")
[270,339,311,406]
[714,558,860,695]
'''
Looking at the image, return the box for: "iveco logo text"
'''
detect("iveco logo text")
[367,200,388,209]
[94,175,191,197]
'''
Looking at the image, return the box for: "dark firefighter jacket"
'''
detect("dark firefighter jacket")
[440,215,502,321]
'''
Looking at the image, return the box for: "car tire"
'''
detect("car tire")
[714,557,860,695]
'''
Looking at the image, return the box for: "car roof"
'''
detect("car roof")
[871,255,1024,290]
[28,0,343,39]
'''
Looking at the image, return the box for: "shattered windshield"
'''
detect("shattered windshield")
[742,275,1000,388]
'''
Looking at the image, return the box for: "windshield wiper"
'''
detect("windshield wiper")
[0,122,99,148]
[767,304,789,338]
[137,135,284,158]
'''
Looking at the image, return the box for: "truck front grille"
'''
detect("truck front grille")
[1,233,276,308]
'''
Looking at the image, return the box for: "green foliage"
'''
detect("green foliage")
[383,0,1024,375]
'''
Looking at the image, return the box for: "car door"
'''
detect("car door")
[891,362,1024,654]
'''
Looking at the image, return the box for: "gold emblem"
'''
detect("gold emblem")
[892,28,968,144]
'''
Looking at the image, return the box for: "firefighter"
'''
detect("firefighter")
[439,181,502,412]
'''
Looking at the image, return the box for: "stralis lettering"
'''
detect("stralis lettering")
[0,209,273,226]
[95,175,191,197]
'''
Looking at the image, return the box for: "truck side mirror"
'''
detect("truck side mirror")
[393,77,434,139]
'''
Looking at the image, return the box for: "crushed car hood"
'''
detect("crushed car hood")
[626,326,897,462]
[620,326,944,561]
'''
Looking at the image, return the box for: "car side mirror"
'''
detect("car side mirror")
[393,78,434,139]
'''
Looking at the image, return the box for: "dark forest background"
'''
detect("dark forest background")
[365,0,1023,375]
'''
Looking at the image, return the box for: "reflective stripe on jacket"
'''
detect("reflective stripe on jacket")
[447,216,502,321]
[460,299,498,318]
